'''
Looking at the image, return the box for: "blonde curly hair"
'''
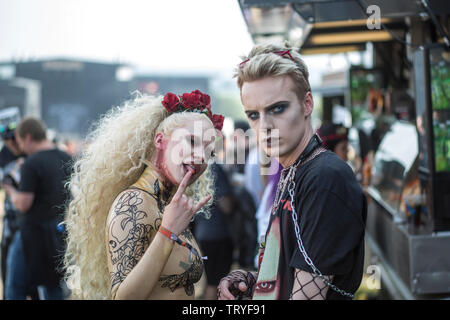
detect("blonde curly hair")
[63,93,215,299]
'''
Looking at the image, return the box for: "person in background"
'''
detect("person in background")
[316,122,349,162]
[0,123,21,287]
[0,122,36,300]
[226,120,252,176]
[4,117,72,300]
[225,120,258,270]
[244,145,265,210]
[193,161,234,300]
[253,158,282,268]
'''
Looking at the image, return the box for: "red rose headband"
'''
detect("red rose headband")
[239,50,294,69]
[162,90,224,131]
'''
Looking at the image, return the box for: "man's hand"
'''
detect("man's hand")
[217,270,256,300]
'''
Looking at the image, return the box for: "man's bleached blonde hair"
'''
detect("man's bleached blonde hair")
[234,42,311,100]
[63,93,215,299]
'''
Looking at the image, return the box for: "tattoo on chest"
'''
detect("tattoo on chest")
[159,255,203,296]
[180,229,194,242]
[108,191,154,289]
[179,261,191,271]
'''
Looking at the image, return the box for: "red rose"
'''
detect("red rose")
[211,114,224,131]
[201,94,211,111]
[188,90,211,111]
[181,92,201,110]
[162,92,180,112]
[192,90,210,107]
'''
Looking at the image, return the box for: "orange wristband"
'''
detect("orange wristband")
[159,226,176,241]
[158,226,207,261]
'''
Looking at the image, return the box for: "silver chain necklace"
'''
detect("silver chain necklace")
[271,147,355,299]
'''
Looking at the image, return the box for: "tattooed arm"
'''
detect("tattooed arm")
[106,170,211,299]
[106,189,175,300]
[289,269,334,300]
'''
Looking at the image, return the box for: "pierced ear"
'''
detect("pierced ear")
[303,92,314,118]
[154,132,164,150]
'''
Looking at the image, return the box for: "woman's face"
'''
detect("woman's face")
[154,117,216,186]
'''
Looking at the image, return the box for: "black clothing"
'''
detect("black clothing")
[289,151,366,299]
[194,163,232,241]
[231,185,257,268]
[254,150,366,300]
[198,239,233,286]
[19,149,72,223]
[194,163,234,286]
[0,145,20,296]
[0,145,17,168]
[18,148,72,287]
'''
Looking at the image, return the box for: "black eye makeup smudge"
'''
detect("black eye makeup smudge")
[246,112,259,121]
[270,103,289,114]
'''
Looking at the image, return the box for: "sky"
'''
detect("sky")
[0,0,368,85]
[0,0,254,73]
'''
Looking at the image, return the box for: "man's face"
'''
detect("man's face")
[241,75,313,162]
[154,117,216,186]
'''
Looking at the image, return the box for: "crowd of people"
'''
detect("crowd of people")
[0,41,366,300]
[0,118,72,299]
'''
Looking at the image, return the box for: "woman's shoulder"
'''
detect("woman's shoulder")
[107,187,163,230]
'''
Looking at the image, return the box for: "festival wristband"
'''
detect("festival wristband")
[158,226,208,261]
[158,226,178,241]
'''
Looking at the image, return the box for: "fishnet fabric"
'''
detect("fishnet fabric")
[289,269,334,300]
[218,270,256,300]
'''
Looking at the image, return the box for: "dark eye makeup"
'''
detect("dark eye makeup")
[270,103,288,113]
[246,102,289,121]
[247,111,259,121]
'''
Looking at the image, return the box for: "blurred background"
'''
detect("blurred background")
[0,0,373,140]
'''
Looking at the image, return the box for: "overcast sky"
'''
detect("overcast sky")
[0,0,256,73]
[0,0,367,85]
